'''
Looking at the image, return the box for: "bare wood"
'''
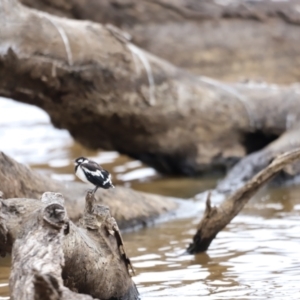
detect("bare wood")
[0,151,178,226]
[9,192,98,300]
[20,0,300,84]
[215,122,300,195]
[64,192,138,299]
[188,148,300,254]
[2,1,300,175]
[4,192,138,299]
[84,192,135,275]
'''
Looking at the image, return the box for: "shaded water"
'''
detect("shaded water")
[1,98,300,299]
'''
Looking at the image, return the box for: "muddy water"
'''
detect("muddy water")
[1,98,300,299]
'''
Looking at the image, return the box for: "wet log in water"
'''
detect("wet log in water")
[20,0,300,83]
[0,151,177,227]
[2,0,300,177]
[5,192,138,299]
[188,148,300,254]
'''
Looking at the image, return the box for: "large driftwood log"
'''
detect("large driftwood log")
[0,151,178,227]
[188,148,300,254]
[4,192,139,299]
[10,193,98,300]
[20,0,300,84]
[2,0,300,175]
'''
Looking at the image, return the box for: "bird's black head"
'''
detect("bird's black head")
[74,157,87,167]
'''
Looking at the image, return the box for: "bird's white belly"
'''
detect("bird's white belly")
[76,166,90,184]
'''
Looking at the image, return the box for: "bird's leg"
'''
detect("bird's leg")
[92,185,99,195]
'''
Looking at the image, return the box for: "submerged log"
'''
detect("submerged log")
[5,192,138,299]
[188,148,300,254]
[2,0,300,175]
[20,0,300,84]
[0,151,177,226]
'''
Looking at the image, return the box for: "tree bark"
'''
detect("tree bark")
[20,0,300,84]
[187,148,300,254]
[0,151,178,227]
[2,0,300,175]
[5,192,138,299]
[9,192,99,300]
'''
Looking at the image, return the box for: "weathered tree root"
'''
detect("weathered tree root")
[0,151,178,227]
[188,148,300,254]
[10,192,99,300]
[1,192,139,299]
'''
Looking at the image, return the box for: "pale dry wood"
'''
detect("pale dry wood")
[188,148,300,253]
[3,192,138,299]
[10,192,99,300]
[63,192,138,299]
[20,0,300,83]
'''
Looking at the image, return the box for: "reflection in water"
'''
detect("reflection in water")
[1,97,300,299]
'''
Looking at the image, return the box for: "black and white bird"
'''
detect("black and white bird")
[74,157,114,194]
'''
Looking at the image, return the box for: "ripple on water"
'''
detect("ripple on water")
[123,189,300,299]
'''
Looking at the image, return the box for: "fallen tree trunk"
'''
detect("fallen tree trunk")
[2,0,300,175]
[188,148,300,254]
[5,192,138,299]
[20,0,300,84]
[0,151,178,227]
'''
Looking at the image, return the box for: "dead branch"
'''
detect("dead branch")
[188,148,300,254]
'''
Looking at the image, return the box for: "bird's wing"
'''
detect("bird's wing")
[89,160,104,169]
[81,162,104,178]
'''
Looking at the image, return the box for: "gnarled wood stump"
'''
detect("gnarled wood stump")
[3,192,139,299]
[10,192,99,300]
